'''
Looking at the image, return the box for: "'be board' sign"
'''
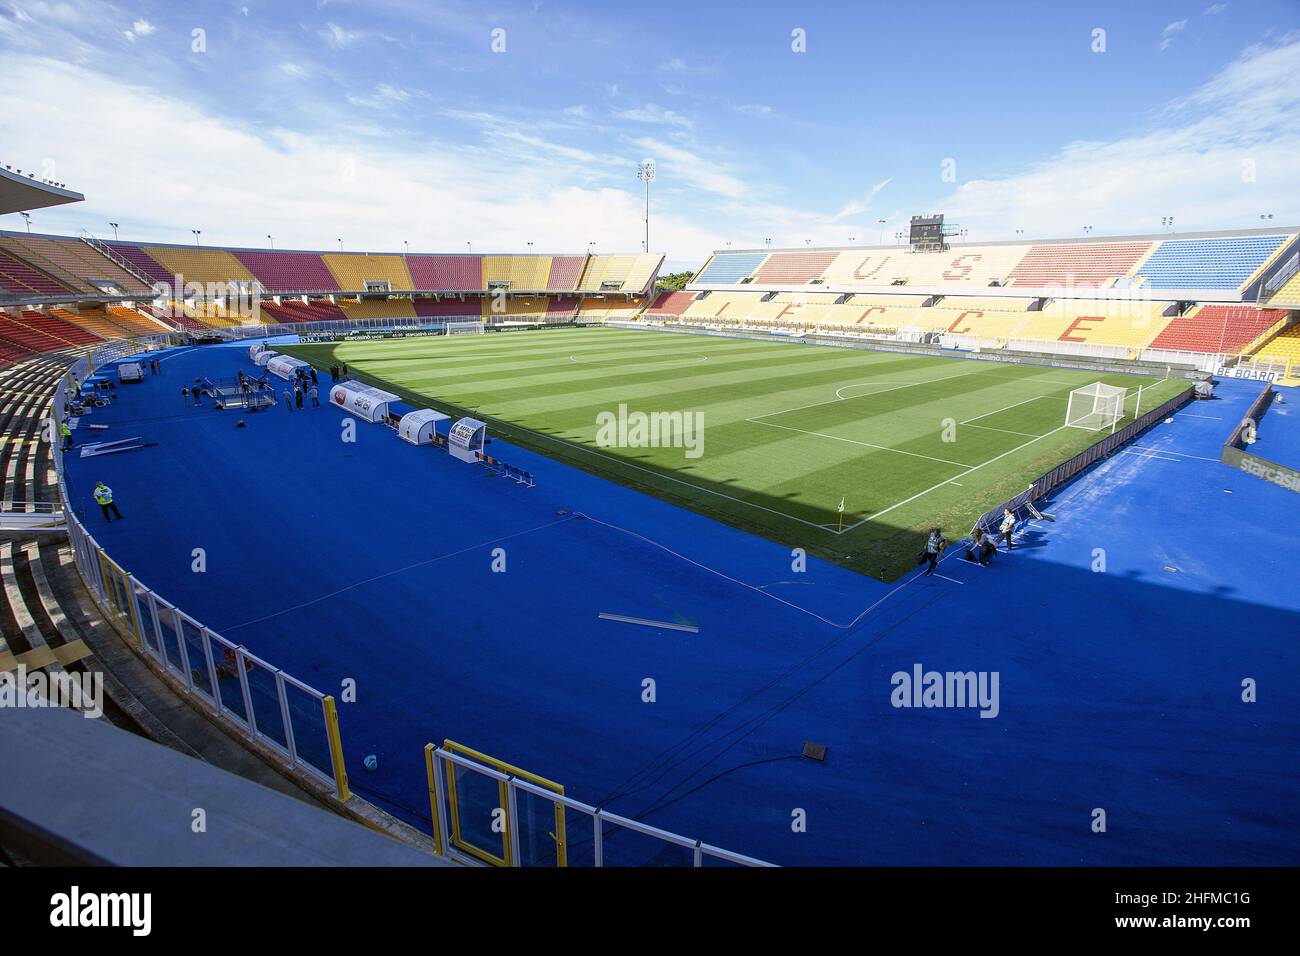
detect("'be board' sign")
[1216,365,1278,382]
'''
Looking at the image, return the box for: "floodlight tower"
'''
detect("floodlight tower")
[637,159,656,253]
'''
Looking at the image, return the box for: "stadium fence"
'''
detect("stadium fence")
[424,741,773,867]
[972,387,1196,534]
[52,344,352,802]
[48,335,775,866]
[1220,384,1300,494]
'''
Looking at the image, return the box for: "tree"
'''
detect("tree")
[656,271,695,291]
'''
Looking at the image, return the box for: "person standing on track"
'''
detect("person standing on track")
[282,387,294,412]
[309,384,320,408]
[60,419,73,450]
[920,528,947,576]
[93,482,123,522]
[999,508,1016,550]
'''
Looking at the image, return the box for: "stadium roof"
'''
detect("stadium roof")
[0,164,84,216]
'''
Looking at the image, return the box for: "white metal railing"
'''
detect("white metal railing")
[427,745,773,867]
[48,336,767,866]
[51,348,350,798]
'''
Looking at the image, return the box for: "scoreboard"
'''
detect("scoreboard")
[909,214,945,249]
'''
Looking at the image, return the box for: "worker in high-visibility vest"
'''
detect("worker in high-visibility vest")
[93,482,124,522]
[60,420,73,450]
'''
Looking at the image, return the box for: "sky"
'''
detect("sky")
[1,0,1298,272]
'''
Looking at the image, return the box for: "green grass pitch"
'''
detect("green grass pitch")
[282,327,1189,580]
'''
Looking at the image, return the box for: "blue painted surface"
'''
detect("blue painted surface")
[65,339,1300,865]
[1252,390,1300,471]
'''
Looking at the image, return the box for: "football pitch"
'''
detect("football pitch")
[282,327,1189,578]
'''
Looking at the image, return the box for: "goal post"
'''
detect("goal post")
[1065,382,1127,433]
[446,320,485,335]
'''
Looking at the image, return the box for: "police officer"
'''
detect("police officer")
[93,482,124,522]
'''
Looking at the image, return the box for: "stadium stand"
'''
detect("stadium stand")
[322,253,415,292]
[821,245,1033,288]
[483,294,553,320]
[484,254,551,290]
[820,303,920,331]
[337,297,417,320]
[621,254,662,293]
[407,254,483,291]
[142,245,257,288]
[547,295,581,319]
[935,300,1176,349]
[412,297,481,318]
[545,255,585,291]
[1135,234,1291,290]
[1148,305,1290,353]
[695,251,768,284]
[236,250,342,293]
[936,296,1032,312]
[1254,325,1300,366]
[0,234,153,297]
[105,243,174,285]
[643,290,696,316]
[20,309,101,346]
[753,250,839,284]
[1007,241,1153,289]
[577,255,638,292]
[0,248,73,297]
[0,310,89,353]
[1266,268,1300,307]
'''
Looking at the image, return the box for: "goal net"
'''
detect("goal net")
[1065,382,1127,432]
[447,320,485,335]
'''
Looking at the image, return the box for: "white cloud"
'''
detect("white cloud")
[936,36,1300,239]
[123,16,154,43]
[1204,3,1227,15]
[319,22,360,49]
[0,55,723,258]
[614,103,693,129]
[1159,19,1188,52]
[735,104,772,117]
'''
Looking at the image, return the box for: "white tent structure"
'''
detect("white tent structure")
[253,349,278,367]
[449,417,487,462]
[266,355,312,381]
[398,408,450,445]
[329,380,401,424]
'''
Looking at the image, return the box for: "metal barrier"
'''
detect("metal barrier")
[1220,384,1300,494]
[423,741,774,867]
[973,387,1195,534]
[51,347,351,801]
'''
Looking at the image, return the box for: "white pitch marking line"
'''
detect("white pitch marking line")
[750,418,976,467]
[838,422,1072,533]
[753,363,993,421]
[1128,444,1221,462]
[931,573,964,584]
[1119,449,1181,462]
[959,393,1053,425]
[963,423,1040,438]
